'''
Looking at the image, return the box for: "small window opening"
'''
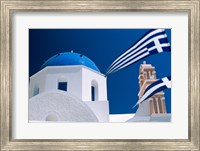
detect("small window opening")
[91,80,98,101]
[33,86,39,96]
[58,82,67,91]
[91,86,95,101]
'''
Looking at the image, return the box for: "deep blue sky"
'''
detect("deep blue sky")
[29,29,171,114]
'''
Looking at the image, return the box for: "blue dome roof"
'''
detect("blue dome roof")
[40,52,100,72]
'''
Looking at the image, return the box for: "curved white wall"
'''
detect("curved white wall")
[29,65,109,122]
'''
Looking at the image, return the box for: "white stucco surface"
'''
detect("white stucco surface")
[29,65,109,122]
[150,114,171,122]
[29,65,107,101]
[81,67,107,101]
[127,114,171,122]
[135,99,151,116]
[29,90,99,122]
[126,116,150,122]
[109,114,135,122]
[85,101,109,122]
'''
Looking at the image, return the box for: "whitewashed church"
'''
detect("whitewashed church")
[29,52,171,122]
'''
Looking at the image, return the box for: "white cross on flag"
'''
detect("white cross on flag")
[106,29,171,75]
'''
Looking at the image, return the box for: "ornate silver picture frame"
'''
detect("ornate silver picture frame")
[0,0,199,150]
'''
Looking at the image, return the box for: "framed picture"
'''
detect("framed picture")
[0,0,199,150]
[28,28,171,123]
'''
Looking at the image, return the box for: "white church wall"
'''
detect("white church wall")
[135,99,151,116]
[29,65,110,122]
[150,114,171,122]
[44,74,59,91]
[29,66,83,99]
[44,66,83,100]
[109,114,135,122]
[29,66,107,102]
[29,90,99,122]
[85,101,109,122]
[81,67,107,102]
[126,115,151,122]
[29,69,47,98]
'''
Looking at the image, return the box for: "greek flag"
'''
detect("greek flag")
[134,76,171,107]
[106,29,171,75]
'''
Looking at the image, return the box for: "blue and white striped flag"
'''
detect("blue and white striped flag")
[134,76,171,107]
[106,29,171,75]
